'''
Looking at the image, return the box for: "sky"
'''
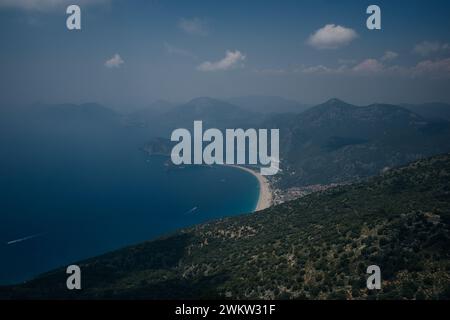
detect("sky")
[0,0,450,108]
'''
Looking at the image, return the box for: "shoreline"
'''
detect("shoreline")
[227,165,273,212]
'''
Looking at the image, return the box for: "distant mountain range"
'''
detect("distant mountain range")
[3,153,449,299]
[133,97,450,189]
[14,97,450,190]
[162,97,261,129]
[267,99,450,188]
[227,95,310,114]
[124,96,309,133]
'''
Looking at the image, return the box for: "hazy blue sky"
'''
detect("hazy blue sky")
[1,0,450,108]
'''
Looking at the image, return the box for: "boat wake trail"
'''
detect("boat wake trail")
[183,206,199,215]
[6,233,45,245]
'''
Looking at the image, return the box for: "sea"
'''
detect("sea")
[0,112,259,285]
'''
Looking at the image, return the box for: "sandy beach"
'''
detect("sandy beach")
[228,165,273,212]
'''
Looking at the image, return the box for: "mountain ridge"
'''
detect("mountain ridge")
[267,99,450,188]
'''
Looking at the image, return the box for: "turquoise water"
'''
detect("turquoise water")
[0,118,259,285]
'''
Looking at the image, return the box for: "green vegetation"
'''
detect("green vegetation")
[266,99,450,188]
[2,153,450,300]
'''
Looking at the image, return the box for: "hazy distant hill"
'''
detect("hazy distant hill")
[227,95,310,114]
[125,97,262,134]
[126,100,176,127]
[138,97,450,189]
[267,99,450,188]
[3,153,449,299]
[402,103,450,122]
[133,100,175,116]
[158,97,263,133]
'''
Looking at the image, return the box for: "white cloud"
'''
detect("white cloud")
[413,41,450,56]
[296,57,450,79]
[352,59,384,73]
[299,59,395,76]
[197,50,246,72]
[0,0,110,11]
[412,58,450,78]
[293,60,381,76]
[381,50,399,62]
[104,54,124,68]
[307,24,358,49]
[178,17,209,36]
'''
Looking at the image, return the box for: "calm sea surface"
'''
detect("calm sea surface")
[0,117,258,284]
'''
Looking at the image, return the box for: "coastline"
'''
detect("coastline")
[227,165,273,212]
